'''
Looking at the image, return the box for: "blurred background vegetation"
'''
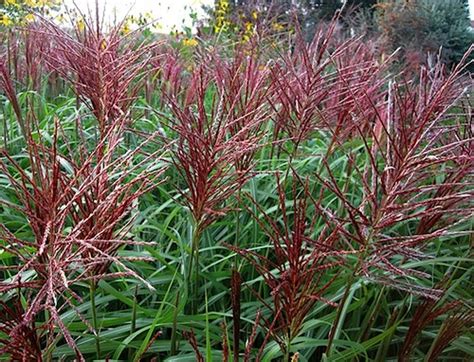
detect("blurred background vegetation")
[1,0,473,70]
[208,0,473,69]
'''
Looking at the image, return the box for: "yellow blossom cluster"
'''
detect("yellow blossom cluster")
[182,37,198,47]
[119,12,162,35]
[0,13,13,26]
[1,0,62,27]
[3,0,60,9]
[214,0,230,33]
[242,21,254,43]
[239,9,260,43]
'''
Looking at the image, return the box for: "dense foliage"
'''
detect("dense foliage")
[0,5,473,362]
[210,0,474,69]
[377,0,474,69]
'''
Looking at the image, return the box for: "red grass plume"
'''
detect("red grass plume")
[163,56,269,232]
[269,22,390,152]
[41,15,161,138]
[0,118,165,358]
[228,174,343,355]
[400,286,473,361]
[314,51,473,298]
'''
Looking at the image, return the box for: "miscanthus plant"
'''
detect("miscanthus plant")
[0,10,472,362]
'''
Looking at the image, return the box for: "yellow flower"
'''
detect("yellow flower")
[272,22,285,32]
[242,21,254,42]
[5,0,18,6]
[219,0,229,10]
[25,13,36,22]
[25,0,37,7]
[182,37,198,47]
[76,18,85,32]
[55,13,65,23]
[251,11,258,20]
[214,16,230,33]
[0,14,13,27]
[121,22,131,35]
[37,0,50,7]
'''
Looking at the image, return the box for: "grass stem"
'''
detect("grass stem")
[90,281,101,359]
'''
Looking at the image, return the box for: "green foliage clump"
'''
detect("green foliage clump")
[378,0,474,67]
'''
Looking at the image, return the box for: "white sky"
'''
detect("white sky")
[64,0,214,32]
[65,0,474,32]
